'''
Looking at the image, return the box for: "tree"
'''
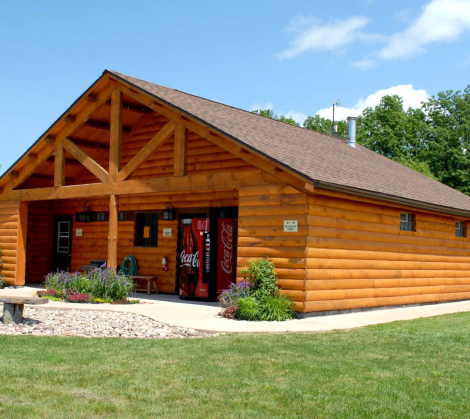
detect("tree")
[303,114,348,140]
[420,87,470,195]
[354,95,435,179]
[252,109,299,126]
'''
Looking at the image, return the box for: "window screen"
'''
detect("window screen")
[400,213,415,232]
[135,213,158,247]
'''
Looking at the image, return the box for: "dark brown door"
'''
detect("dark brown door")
[51,215,73,272]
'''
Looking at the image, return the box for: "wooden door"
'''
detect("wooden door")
[51,215,73,272]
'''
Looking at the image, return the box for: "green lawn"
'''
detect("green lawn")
[1,313,469,418]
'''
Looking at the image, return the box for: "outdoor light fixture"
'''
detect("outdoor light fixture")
[163,203,175,221]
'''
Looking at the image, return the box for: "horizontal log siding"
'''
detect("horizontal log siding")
[306,193,470,312]
[237,184,308,312]
[0,201,20,284]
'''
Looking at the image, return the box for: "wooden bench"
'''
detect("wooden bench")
[0,296,48,325]
[131,276,159,295]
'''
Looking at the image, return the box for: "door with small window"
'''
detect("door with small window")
[51,215,73,272]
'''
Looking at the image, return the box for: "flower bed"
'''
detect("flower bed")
[39,268,136,304]
[219,259,296,321]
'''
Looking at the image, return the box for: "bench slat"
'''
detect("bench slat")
[0,296,49,305]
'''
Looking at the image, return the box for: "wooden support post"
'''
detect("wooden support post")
[54,145,65,187]
[109,90,123,182]
[16,201,28,286]
[107,195,118,269]
[174,124,188,177]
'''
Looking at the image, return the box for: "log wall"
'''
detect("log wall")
[237,184,308,312]
[306,192,470,312]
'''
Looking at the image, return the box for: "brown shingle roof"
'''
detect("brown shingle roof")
[108,70,470,216]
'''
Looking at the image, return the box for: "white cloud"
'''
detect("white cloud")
[277,16,382,59]
[316,85,430,121]
[283,110,308,125]
[357,0,470,67]
[249,102,273,112]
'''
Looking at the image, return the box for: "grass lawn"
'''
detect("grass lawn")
[1,313,469,418]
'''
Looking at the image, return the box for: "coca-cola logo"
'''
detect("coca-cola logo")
[220,221,233,274]
[180,250,199,269]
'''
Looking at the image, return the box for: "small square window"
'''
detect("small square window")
[96,213,105,222]
[400,213,415,232]
[135,213,158,247]
[456,221,467,237]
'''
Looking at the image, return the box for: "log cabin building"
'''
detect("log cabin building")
[2,70,470,315]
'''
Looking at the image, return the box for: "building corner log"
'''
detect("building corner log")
[15,201,28,286]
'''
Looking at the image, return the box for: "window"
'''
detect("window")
[400,213,415,232]
[456,221,467,237]
[96,212,106,222]
[135,213,158,247]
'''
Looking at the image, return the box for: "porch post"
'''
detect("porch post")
[109,90,123,182]
[107,195,118,269]
[54,144,65,187]
[16,201,28,285]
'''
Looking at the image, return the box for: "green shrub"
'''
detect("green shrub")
[44,268,133,302]
[44,271,91,296]
[241,258,278,299]
[259,294,296,321]
[88,268,134,301]
[237,297,260,321]
[92,297,112,304]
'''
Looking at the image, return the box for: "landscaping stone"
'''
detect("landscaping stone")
[0,307,211,339]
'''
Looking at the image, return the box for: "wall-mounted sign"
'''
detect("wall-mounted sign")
[163,228,173,237]
[284,220,298,232]
[76,229,83,237]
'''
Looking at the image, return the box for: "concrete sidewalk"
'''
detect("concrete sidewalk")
[2,286,470,333]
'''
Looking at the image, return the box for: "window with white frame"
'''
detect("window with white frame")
[455,221,466,237]
[400,213,415,232]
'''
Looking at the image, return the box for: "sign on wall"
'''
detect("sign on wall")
[163,228,173,237]
[284,220,298,232]
[76,229,83,237]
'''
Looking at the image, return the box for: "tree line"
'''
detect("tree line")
[253,86,470,196]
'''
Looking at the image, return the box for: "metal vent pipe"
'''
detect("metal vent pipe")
[347,116,357,148]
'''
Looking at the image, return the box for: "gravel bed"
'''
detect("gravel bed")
[0,307,211,339]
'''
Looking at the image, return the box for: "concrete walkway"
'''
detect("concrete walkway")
[2,286,470,333]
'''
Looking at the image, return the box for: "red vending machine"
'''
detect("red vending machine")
[217,218,237,295]
[179,218,210,299]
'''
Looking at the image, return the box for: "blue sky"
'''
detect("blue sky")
[1,0,470,173]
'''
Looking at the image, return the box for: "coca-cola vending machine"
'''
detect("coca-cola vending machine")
[179,218,211,299]
[178,215,238,301]
[217,218,237,296]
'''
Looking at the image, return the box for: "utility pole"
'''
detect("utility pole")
[332,99,341,136]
